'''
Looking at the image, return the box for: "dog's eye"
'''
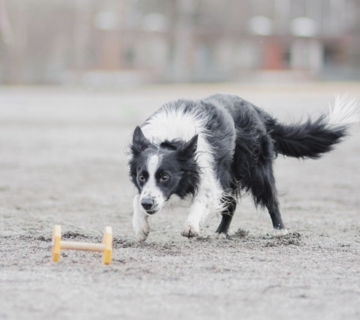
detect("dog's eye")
[160,174,169,182]
[138,175,146,182]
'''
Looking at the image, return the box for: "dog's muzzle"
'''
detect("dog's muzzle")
[141,198,158,214]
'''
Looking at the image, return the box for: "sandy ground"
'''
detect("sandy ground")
[0,84,360,320]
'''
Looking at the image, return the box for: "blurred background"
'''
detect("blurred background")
[1,0,360,86]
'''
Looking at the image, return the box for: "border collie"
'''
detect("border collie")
[128,94,358,242]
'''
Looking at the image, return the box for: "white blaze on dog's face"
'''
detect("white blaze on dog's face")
[138,154,166,214]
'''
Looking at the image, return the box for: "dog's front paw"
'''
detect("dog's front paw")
[133,217,150,243]
[181,222,200,238]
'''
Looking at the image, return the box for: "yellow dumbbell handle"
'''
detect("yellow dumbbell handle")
[60,241,105,251]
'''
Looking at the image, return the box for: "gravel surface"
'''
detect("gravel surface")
[0,84,359,320]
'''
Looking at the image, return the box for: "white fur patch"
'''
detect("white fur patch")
[141,102,213,168]
[147,154,160,177]
[327,95,359,128]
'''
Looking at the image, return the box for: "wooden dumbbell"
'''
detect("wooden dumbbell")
[51,225,113,265]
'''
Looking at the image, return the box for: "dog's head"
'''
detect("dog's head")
[129,126,200,214]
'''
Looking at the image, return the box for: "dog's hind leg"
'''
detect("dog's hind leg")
[267,200,285,231]
[247,136,287,233]
[250,162,287,233]
[212,195,237,239]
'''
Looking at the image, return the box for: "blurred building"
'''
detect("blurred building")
[0,0,359,85]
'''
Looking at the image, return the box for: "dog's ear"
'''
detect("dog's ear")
[178,134,198,159]
[131,126,150,156]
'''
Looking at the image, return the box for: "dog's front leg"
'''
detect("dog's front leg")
[181,170,223,238]
[132,194,150,242]
[181,192,209,238]
[181,171,222,238]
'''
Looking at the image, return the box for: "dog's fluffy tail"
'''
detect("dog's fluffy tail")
[268,96,359,159]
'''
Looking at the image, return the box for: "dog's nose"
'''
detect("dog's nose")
[141,198,154,211]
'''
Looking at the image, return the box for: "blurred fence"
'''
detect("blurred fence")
[0,0,360,85]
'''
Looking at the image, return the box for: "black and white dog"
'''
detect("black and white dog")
[128,94,358,242]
